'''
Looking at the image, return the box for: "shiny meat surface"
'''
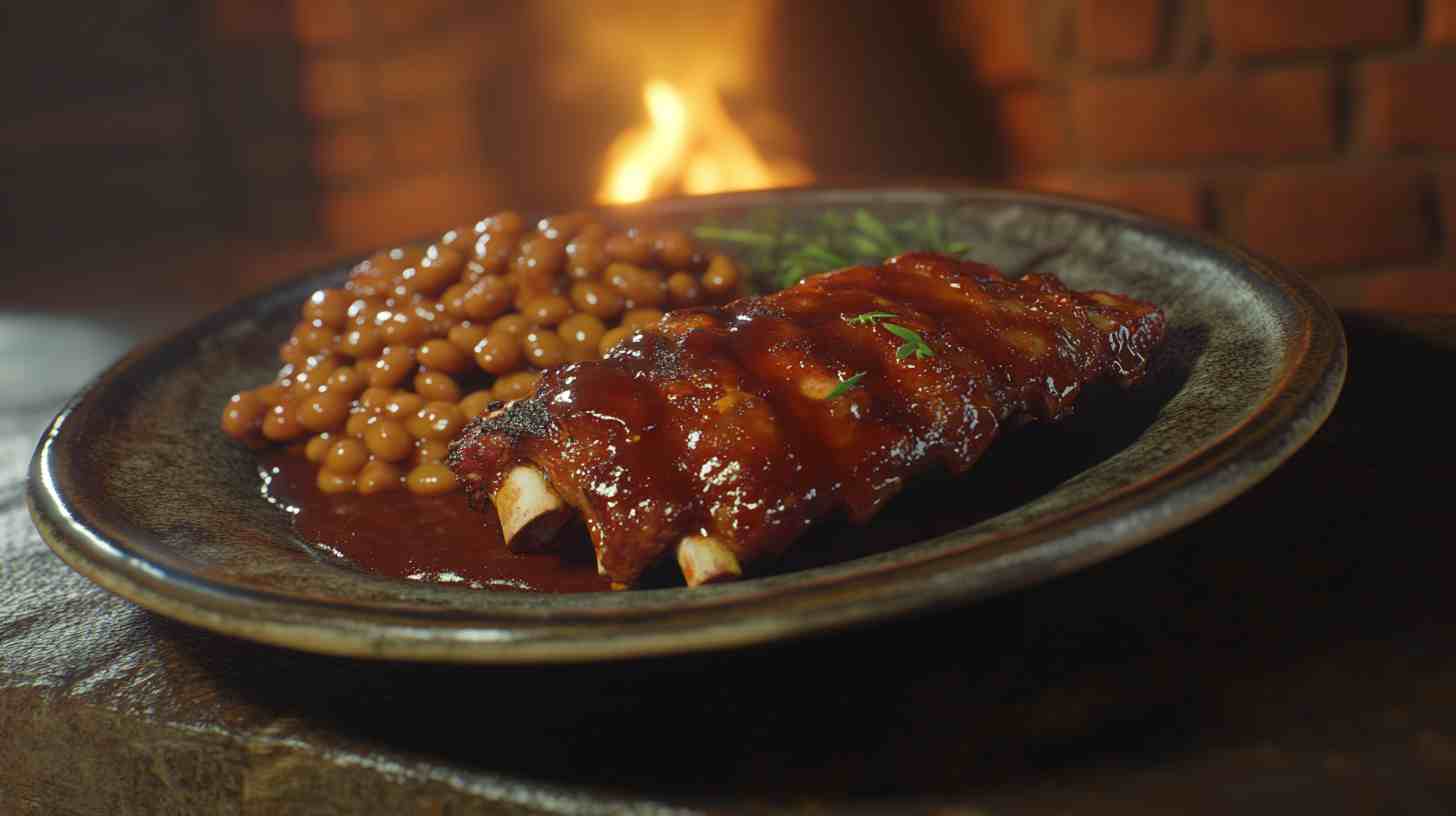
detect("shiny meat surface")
[448,252,1166,585]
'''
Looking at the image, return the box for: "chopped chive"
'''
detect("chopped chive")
[825,372,866,399]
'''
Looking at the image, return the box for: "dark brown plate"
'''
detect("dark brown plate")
[27,187,1345,663]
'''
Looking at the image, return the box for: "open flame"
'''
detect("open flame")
[597,80,813,204]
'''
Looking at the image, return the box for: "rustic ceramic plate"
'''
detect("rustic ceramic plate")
[28,187,1345,663]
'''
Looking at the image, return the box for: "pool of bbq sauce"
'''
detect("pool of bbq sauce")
[255,386,1142,593]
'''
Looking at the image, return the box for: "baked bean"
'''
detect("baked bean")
[401,245,464,295]
[440,282,472,318]
[412,438,451,466]
[324,437,369,475]
[478,210,525,236]
[359,386,393,411]
[520,294,570,327]
[379,310,430,345]
[437,225,475,251]
[522,329,566,368]
[325,366,367,398]
[604,231,653,264]
[406,462,457,495]
[472,231,516,274]
[565,224,608,280]
[492,370,540,401]
[303,289,350,328]
[337,326,384,358]
[702,254,740,296]
[357,460,403,495]
[370,346,416,388]
[666,271,703,307]
[384,391,425,418]
[447,323,487,355]
[221,391,266,439]
[621,308,664,332]
[408,401,465,441]
[654,230,697,268]
[344,411,375,438]
[510,232,565,291]
[605,262,665,307]
[462,276,513,321]
[296,390,350,432]
[317,469,356,495]
[490,314,530,337]
[256,382,288,407]
[569,280,625,320]
[558,314,606,361]
[262,402,306,441]
[461,259,489,284]
[598,326,634,356]
[279,339,309,368]
[295,322,336,355]
[459,390,495,419]
[417,338,470,373]
[304,433,334,463]
[473,329,522,375]
[364,418,412,462]
[537,212,589,241]
[414,370,461,403]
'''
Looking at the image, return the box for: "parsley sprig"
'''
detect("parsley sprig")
[693,208,973,292]
[883,324,935,360]
[845,311,936,361]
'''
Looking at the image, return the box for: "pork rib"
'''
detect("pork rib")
[448,252,1166,587]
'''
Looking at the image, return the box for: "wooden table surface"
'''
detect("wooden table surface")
[3,274,1454,813]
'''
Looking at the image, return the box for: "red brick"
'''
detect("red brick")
[211,0,290,39]
[997,91,1070,169]
[292,0,357,47]
[383,104,483,172]
[942,0,1048,87]
[1441,173,1456,249]
[300,57,370,119]
[1360,58,1456,152]
[323,170,500,251]
[355,0,460,37]
[314,126,382,182]
[1072,68,1334,167]
[1431,0,1456,44]
[1319,266,1456,313]
[373,34,481,105]
[1208,0,1411,57]
[1077,0,1165,66]
[1236,168,1432,269]
[1019,172,1204,226]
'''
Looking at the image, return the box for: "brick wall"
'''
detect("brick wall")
[945,0,1456,312]
[208,0,509,252]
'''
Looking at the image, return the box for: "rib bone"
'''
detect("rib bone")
[493,465,569,550]
[676,535,743,586]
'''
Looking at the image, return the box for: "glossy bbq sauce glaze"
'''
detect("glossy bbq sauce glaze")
[259,449,612,592]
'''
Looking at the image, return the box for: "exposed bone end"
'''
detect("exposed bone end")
[493,465,570,551]
[677,535,743,587]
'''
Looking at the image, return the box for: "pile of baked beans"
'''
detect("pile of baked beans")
[220,211,742,496]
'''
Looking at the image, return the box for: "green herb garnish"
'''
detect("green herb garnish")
[825,372,866,400]
[692,207,975,293]
[847,311,896,326]
[882,323,935,360]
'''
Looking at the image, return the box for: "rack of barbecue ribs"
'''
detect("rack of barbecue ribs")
[448,252,1166,588]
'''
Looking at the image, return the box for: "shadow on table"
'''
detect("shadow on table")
[164,314,1455,805]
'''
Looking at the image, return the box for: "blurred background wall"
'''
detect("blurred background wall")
[3,0,1453,317]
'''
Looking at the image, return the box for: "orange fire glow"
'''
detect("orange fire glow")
[597,80,813,204]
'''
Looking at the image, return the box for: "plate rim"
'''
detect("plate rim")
[26,185,1347,663]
